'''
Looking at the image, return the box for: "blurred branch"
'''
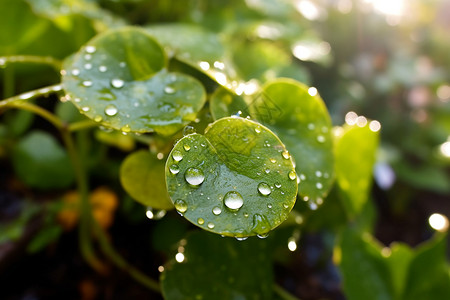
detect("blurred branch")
[0,55,62,70]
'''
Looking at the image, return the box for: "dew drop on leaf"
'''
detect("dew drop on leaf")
[184,167,205,186]
[82,80,92,87]
[257,182,271,196]
[197,218,205,225]
[223,191,244,211]
[207,222,215,229]
[183,125,196,136]
[104,104,118,116]
[212,207,222,215]
[99,65,107,72]
[281,150,290,159]
[71,69,80,76]
[111,79,125,88]
[183,144,191,151]
[288,170,297,180]
[164,86,175,94]
[174,199,188,213]
[172,150,183,162]
[169,164,180,174]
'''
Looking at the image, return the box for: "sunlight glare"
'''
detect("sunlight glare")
[428,213,449,232]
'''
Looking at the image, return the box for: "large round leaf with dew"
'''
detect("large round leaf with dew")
[120,150,174,210]
[62,27,206,136]
[165,117,297,238]
[161,231,273,300]
[145,24,240,90]
[253,78,334,207]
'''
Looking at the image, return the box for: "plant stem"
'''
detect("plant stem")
[4,101,65,129]
[60,128,108,274]
[92,221,162,293]
[0,55,62,70]
[3,63,15,99]
[0,84,63,106]
[273,283,302,300]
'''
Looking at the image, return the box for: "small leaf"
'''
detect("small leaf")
[385,243,414,299]
[165,117,297,237]
[146,24,240,89]
[402,233,450,300]
[12,130,75,190]
[339,228,393,300]
[210,87,249,120]
[335,122,379,216]
[62,27,206,135]
[120,150,174,210]
[254,79,334,205]
[161,231,273,300]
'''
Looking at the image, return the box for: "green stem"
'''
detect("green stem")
[60,128,108,274]
[0,55,62,70]
[4,101,65,130]
[273,283,302,300]
[3,63,15,99]
[92,221,162,293]
[0,84,63,106]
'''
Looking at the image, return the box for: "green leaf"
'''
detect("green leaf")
[165,117,297,237]
[12,130,75,190]
[0,0,50,54]
[120,150,174,210]
[210,87,249,120]
[386,243,414,299]
[335,123,379,216]
[161,231,273,300]
[62,26,207,136]
[253,78,334,206]
[27,223,63,253]
[146,24,240,89]
[402,233,450,300]
[339,228,393,300]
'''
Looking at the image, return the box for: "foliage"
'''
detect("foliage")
[0,0,449,299]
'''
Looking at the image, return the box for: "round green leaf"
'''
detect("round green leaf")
[254,78,334,206]
[12,130,75,190]
[145,24,240,90]
[165,117,297,238]
[62,27,206,135]
[210,87,249,120]
[120,150,174,210]
[161,231,273,300]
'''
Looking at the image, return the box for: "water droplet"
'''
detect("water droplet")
[85,45,96,53]
[258,183,271,196]
[236,237,248,241]
[183,126,196,136]
[121,125,131,133]
[252,214,271,235]
[104,104,118,116]
[255,127,261,133]
[82,80,92,87]
[174,199,187,213]
[157,153,164,160]
[184,168,205,186]
[84,63,92,70]
[308,123,315,130]
[197,218,204,225]
[281,150,290,159]
[172,150,183,162]
[169,164,180,174]
[315,171,322,177]
[199,61,210,70]
[119,62,126,67]
[244,212,249,218]
[264,168,270,174]
[74,98,81,103]
[111,79,124,88]
[224,191,244,211]
[257,233,269,239]
[300,174,306,180]
[99,65,107,72]
[270,158,276,163]
[316,182,323,189]
[275,183,281,188]
[288,170,297,180]
[71,69,80,76]
[207,222,215,229]
[267,204,272,209]
[81,106,90,112]
[212,207,222,215]
[317,135,325,143]
[84,54,92,60]
[164,86,175,94]
[94,115,102,122]
[183,144,191,151]
[283,203,289,209]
